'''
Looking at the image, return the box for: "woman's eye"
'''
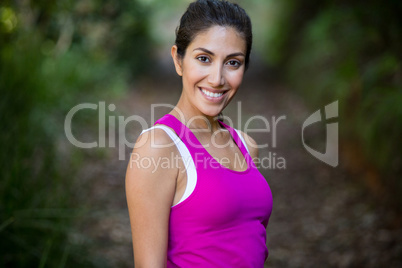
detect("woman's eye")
[197,56,210,63]
[227,60,241,67]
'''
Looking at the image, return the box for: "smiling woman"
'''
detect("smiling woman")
[125,1,273,267]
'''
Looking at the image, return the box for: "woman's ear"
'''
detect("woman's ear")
[171,45,183,76]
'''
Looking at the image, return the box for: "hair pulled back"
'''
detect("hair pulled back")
[175,0,253,70]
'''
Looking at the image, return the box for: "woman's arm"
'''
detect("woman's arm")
[125,128,179,268]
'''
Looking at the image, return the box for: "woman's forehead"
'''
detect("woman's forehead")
[188,26,246,55]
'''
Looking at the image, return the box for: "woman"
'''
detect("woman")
[126,0,273,267]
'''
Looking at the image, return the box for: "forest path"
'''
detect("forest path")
[79,56,401,267]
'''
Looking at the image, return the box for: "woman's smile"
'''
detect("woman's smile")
[199,87,228,102]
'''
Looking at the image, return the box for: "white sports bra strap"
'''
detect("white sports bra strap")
[234,129,250,154]
[140,126,197,207]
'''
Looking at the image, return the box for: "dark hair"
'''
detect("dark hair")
[175,0,252,70]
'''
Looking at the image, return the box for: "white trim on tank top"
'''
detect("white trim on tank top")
[139,126,249,207]
[234,129,250,154]
[140,126,196,207]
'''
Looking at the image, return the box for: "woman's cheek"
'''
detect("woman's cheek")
[229,72,244,88]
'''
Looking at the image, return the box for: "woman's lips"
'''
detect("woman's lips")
[199,87,228,102]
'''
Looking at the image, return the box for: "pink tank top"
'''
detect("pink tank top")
[155,114,273,267]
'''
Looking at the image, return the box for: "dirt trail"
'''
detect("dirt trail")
[80,57,402,267]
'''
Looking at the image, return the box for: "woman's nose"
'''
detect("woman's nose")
[207,63,224,87]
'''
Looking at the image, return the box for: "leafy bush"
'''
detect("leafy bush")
[263,0,402,201]
[0,0,153,266]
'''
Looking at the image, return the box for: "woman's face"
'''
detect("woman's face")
[172,26,247,117]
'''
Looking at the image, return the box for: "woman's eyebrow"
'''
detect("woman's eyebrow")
[193,47,214,55]
[193,47,245,58]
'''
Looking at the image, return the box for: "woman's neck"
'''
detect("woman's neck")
[170,95,223,133]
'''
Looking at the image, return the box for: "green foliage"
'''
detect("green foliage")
[264,0,402,194]
[0,32,91,268]
[113,0,154,76]
[0,0,153,266]
[260,0,298,65]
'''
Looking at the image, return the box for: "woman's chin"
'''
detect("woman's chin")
[200,107,223,118]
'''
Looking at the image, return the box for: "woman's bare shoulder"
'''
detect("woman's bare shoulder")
[133,126,178,155]
[126,126,179,188]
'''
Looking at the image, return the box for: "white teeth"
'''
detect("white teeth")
[201,89,223,98]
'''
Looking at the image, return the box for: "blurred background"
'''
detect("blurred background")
[0,0,401,267]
